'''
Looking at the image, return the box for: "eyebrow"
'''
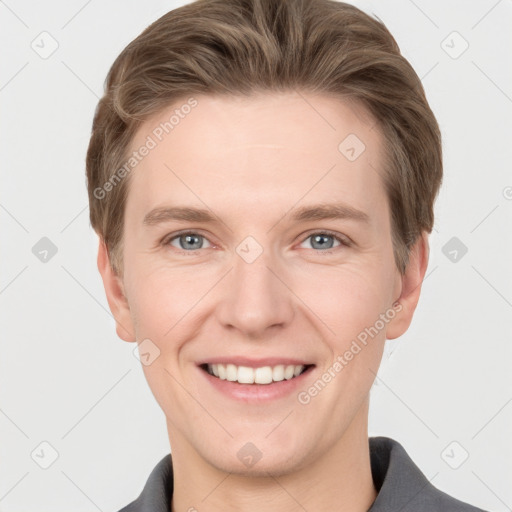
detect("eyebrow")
[142,203,370,226]
[143,206,217,225]
[290,203,369,223]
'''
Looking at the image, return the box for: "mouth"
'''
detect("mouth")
[200,363,314,385]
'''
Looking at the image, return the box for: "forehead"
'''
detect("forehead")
[125,92,387,225]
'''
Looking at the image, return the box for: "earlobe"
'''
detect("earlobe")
[386,232,430,340]
[97,239,136,342]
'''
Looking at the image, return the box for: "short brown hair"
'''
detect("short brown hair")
[86,0,442,274]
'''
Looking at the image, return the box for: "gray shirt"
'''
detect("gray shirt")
[118,436,488,511]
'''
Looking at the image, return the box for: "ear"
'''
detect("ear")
[386,232,429,340]
[97,239,136,342]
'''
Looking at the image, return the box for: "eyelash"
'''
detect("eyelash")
[161,230,351,254]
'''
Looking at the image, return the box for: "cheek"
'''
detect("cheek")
[295,262,395,400]
[127,267,206,411]
[297,268,393,407]
[299,261,395,343]
[126,262,207,339]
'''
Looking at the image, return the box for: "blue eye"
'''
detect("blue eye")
[168,232,212,251]
[163,230,349,253]
[301,232,346,251]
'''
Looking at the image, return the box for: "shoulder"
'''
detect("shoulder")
[368,436,489,512]
[116,454,173,512]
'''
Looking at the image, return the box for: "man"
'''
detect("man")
[86,0,488,510]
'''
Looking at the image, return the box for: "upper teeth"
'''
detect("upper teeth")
[207,364,305,384]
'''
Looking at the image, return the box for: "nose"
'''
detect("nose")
[215,246,294,338]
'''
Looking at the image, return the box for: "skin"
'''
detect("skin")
[98,91,429,512]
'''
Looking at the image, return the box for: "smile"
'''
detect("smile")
[202,363,312,384]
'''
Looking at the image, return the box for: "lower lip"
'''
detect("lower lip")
[198,366,315,402]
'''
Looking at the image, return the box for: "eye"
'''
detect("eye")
[162,230,349,253]
[165,232,212,251]
[299,232,349,251]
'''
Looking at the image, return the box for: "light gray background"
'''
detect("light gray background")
[1,0,511,511]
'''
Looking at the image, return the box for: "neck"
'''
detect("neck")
[169,401,377,512]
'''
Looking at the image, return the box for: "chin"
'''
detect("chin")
[199,434,311,478]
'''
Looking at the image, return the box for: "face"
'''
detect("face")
[99,91,426,476]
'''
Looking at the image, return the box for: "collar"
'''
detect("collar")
[119,436,485,511]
